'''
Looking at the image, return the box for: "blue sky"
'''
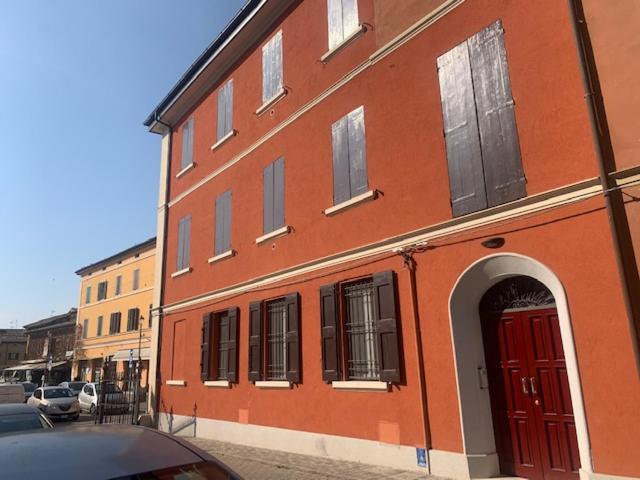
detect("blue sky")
[0,1,246,327]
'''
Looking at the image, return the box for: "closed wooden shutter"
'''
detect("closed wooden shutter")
[177,215,191,270]
[217,79,233,141]
[248,301,263,382]
[227,307,239,383]
[273,157,285,230]
[331,116,351,204]
[437,41,487,217]
[284,292,300,383]
[320,284,340,382]
[263,162,274,234]
[347,106,368,198]
[468,20,525,207]
[372,271,401,383]
[201,313,211,382]
[181,118,194,169]
[262,31,283,103]
[215,190,232,255]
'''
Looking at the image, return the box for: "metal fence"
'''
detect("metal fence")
[95,358,147,425]
[344,280,380,380]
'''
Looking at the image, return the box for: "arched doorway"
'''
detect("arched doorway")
[448,254,591,479]
[480,276,578,480]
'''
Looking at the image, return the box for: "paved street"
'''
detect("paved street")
[187,437,435,480]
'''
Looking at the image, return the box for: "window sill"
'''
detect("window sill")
[210,130,237,151]
[207,250,235,264]
[321,24,367,63]
[324,189,378,216]
[255,380,291,389]
[332,381,389,392]
[176,162,196,179]
[166,380,186,386]
[255,87,287,116]
[204,380,230,388]
[255,225,291,245]
[171,267,192,278]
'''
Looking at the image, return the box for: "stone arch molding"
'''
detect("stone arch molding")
[447,253,592,478]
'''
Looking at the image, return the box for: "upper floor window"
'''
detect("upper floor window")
[82,319,88,339]
[97,316,103,337]
[176,215,192,271]
[331,106,368,205]
[263,157,285,235]
[85,286,91,305]
[132,269,140,291]
[109,312,121,335]
[214,190,232,256]
[180,118,195,171]
[200,308,239,383]
[248,293,300,383]
[97,281,108,301]
[127,308,140,331]
[262,30,283,104]
[217,79,234,141]
[115,275,122,296]
[327,0,359,50]
[437,20,525,217]
[320,271,401,383]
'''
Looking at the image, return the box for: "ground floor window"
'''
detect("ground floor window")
[248,293,300,383]
[320,270,402,383]
[200,308,238,382]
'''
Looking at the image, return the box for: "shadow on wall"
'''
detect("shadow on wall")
[160,399,198,437]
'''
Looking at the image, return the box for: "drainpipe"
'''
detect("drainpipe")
[150,115,172,424]
[567,0,640,373]
[397,248,432,469]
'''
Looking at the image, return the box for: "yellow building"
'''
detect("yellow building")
[72,238,155,386]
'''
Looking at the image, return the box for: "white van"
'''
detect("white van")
[0,384,25,404]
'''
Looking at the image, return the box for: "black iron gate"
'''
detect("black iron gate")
[95,357,147,425]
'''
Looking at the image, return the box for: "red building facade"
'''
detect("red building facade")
[145,1,640,479]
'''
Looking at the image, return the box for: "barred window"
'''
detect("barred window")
[343,280,379,380]
[266,299,287,380]
[200,308,238,383]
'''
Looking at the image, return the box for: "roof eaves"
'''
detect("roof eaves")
[74,237,156,276]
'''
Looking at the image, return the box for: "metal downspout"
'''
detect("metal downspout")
[567,0,640,374]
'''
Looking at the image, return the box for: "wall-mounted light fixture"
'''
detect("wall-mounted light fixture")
[481,237,505,249]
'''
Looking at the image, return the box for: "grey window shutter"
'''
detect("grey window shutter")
[227,307,239,383]
[201,313,211,381]
[341,0,359,41]
[372,270,402,383]
[217,84,226,141]
[273,31,283,97]
[263,162,274,233]
[273,157,285,230]
[438,41,487,217]
[177,219,184,270]
[178,216,191,269]
[248,301,263,382]
[284,292,300,383]
[215,194,224,254]
[327,0,344,50]
[225,79,233,136]
[331,116,351,204]
[347,106,368,197]
[223,190,232,253]
[320,284,340,382]
[181,119,194,169]
[468,20,525,207]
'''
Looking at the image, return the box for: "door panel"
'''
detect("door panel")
[483,308,579,480]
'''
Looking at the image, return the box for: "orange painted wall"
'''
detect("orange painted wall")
[157,0,640,475]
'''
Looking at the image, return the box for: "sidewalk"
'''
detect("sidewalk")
[187,437,436,480]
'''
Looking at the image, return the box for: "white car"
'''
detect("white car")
[27,386,80,421]
[78,382,128,415]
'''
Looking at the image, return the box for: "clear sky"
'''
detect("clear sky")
[0,1,246,328]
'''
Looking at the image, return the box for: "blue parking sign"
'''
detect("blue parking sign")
[416,447,427,468]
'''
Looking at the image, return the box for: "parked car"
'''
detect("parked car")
[58,381,86,397]
[0,424,241,479]
[0,403,53,433]
[0,384,25,404]
[19,382,36,403]
[27,387,79,421]
[78,382,128,415]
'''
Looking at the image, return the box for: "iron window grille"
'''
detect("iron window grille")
[217,313,231,380]
[200,308,238,383]
[266,298,287,381]
[343,279,380,380]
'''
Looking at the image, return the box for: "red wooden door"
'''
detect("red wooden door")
[482,308,579,480]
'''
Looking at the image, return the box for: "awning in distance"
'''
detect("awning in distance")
[110,348,150,362]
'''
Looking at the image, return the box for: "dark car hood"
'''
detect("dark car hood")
[0,425,207,479]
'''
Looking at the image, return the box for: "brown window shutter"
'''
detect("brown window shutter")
[437,38,487,217]
[319,284,340,382]
[248,301,263,382]
[227,307,239,383]
[373,271,402,383]
[284,292,300,383]
[200,313,211,382]
[468,20,525,207]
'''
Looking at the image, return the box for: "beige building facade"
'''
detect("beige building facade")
[72,238,155,387]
